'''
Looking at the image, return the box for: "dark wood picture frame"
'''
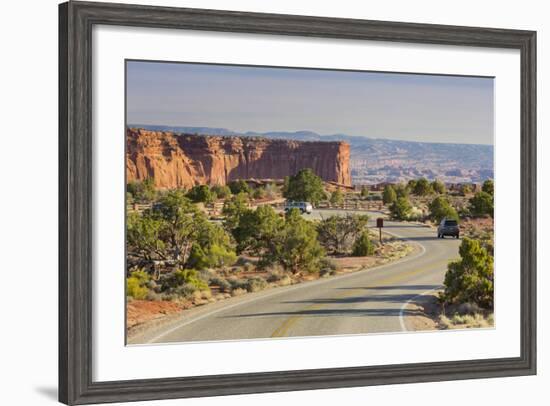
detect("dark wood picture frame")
[59,1,537,404]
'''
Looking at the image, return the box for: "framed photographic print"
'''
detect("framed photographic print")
[59,1,536,404]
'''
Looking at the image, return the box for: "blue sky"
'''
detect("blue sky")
[126,60,494,145]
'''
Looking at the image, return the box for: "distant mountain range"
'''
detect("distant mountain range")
[129,124,494,185]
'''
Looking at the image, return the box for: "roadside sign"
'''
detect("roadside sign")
[376,218,384,244]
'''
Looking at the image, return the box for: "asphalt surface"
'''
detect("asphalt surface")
[130,210,461,344]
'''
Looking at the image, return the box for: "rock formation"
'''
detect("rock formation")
[126,128,351,189]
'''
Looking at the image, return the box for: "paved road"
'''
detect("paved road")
[130,210,461,344]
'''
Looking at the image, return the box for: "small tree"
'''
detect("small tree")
[360,186,369,198]
[429,196,458,223]
[232,205,284,255]
[252,186,266,200]
[394,183,410,198]
[407,179,418,192]
[274,209,325,274]
[222,192,250,230]
[482,179,494,196]
[186,184,215,204]
[441,238,494,309]
[228,179,251,195]
[390,197,412,220]
[211,184,232,199]
[330,189,344,206]
[382,184,397,205]
[126,178,157,203]
[432,179,446,194]
[317,214,369,255]
[283,168,326,205]
[460,184,473,196]
[469,191,494,217]
[352,231,374,256]
[413,178,433,196]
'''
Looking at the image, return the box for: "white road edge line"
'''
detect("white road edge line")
[141,224,428,344]
[399,286,443,332]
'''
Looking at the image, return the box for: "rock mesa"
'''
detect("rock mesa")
[126,128,351,188]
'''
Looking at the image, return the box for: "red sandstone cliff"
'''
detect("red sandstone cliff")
[126,128,351,189]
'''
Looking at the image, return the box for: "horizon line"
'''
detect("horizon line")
[127,123,494,147]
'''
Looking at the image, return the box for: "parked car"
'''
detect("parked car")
[437,218,460,239]
[284,201,313,214]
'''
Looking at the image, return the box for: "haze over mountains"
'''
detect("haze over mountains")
[130,124,494,185]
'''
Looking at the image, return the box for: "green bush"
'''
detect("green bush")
[469,191,494,217]
[126,270,150,299]
[390,197,412,220]
[432,179,446,194]
[173,269,209,292]
[245,276,268,292]
[228,180,251,195]
[209,276,232,293]
[482,179,494,196]
[352,231,375,256]
[186,185,216,204]
[413,178,433,196]
[282,168,326,205]
[429,196,459,223]
[382,184,397,204]
[211,184,232,199]
[441,238,494,309]
[252,187,266,200]
[126,178,156,203]
[330,189,344,206]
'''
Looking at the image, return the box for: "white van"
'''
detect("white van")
[284,201,313,214]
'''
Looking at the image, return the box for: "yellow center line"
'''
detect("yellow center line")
[270,259,451,338]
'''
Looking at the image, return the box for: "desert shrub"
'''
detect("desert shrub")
[165,269,210,292]
[145,290,162,301]
[126,178,156,203]
[469,191,494,218]
[317,214,369,255]
[211,184,232,199]
[319,257,337,272]
[274,209,325,273]
[266,269,284,283]
[227,276,249,291]
[231,288,247,297]
[482,179,494,196]
[245,276,268,292]
[330,189,344,206]
[441,238,494,309]
[429,196,459,223]
[431,179,446,194]
[252,187,266,200]
[413,178,433,196]
[382,185,397,204]
[408,206,424,221]
[186,184,216,204]
[228,180,251,195]
[197,268,216,283]
[390,197,412,220]
[187,243,237,270]
[352,231,375,256]
[126,270,150,300]
[209,276,232,293]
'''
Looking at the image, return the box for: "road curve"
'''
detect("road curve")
[129,212,460,345]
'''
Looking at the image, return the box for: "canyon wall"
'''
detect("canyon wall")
[126,128,351,189]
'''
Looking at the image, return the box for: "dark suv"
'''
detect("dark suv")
[437,218,460,239]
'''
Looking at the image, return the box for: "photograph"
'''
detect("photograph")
[125,60,495,345]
